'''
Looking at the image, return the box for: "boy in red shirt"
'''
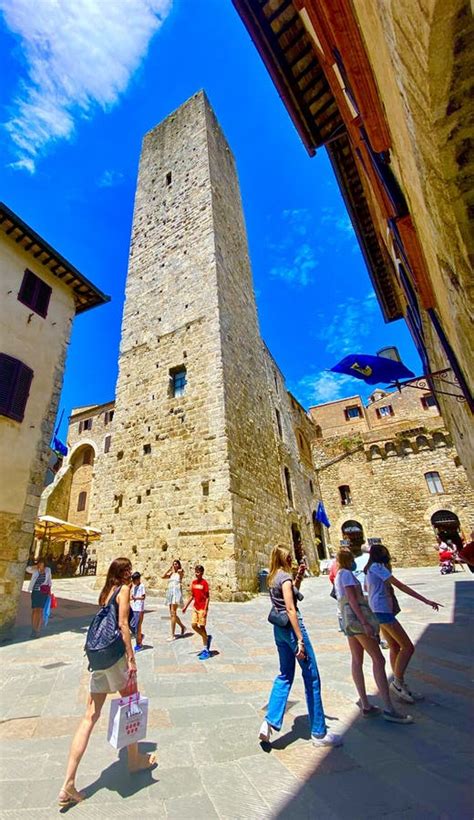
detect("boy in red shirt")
[183,565,211,660]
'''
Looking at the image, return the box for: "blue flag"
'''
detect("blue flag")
[315,501,330,528]
[331,353,414,385]
[53,436,68,457]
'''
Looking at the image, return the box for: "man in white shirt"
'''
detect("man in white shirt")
[130,572,146,651]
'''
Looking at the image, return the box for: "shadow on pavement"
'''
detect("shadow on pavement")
[273,580,473,820]
[1,591,98,647]
[79,742,159,804]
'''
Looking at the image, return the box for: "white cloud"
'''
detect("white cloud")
[1,0,172,171]
[296,371,354,406]
[317,291,378,357]
[269,208,319,287]
[98,169,124,188]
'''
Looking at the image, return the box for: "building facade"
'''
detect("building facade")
[0,203,108,633]
[310,385,474,565]
[43,94,322,598]
[233,0,473,483]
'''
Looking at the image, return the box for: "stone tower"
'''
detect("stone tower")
[91,92,316,598]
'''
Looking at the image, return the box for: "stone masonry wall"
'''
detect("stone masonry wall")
[89,93,322,598]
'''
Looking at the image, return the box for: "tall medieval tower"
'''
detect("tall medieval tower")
[91,92,314,598]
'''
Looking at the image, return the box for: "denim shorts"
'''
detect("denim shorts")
[374,612,396,624]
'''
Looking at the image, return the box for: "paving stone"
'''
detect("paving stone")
[164,792,219,818]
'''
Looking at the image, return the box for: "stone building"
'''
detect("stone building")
[0,202,108,633]
[233,0,473,483]
[44,93,322,598]
[309,384,474,565]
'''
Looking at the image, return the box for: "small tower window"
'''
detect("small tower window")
[275,408,283,439]
[339,485,352,505]
[104,435,111,453]
[425,471,444,494]
[143,444,151,455]
[202,480,209,497]
[77,491,87,512]
[376,405,394,418]
[345,405,361,420]
[166,171,172,186]
[169,367,186,397]
[284,467,293,505]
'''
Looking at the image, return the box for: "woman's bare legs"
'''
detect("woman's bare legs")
[59,692,106,800]
[169,603,184,637]
[380,621,414,683]
[31,607,42,634]
[348,637,369,709]
[381,629,401,676]
[354,634,394,711]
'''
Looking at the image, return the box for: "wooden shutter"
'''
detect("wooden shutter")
[18,269,52,317]
[35,279,52,317]
[0,353,33,422]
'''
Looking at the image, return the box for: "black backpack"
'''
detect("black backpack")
[85,587,125,671]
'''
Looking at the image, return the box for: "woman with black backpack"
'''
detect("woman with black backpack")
[58,557,157,808]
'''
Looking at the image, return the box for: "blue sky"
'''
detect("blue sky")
[0,0,421,440]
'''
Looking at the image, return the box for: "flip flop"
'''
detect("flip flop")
[58,787,84,807]
[129,752,158,774]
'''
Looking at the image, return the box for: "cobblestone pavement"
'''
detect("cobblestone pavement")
[0,568,472,819]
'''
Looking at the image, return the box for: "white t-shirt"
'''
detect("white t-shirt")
[366,563,392,613]
[334,568,360,601]
[353,553,368,594]
[131,583,146,612]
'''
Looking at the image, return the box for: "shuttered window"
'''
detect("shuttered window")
[0,353,34,422]
[18,269,52,318]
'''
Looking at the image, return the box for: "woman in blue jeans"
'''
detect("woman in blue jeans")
[259,545,342,748]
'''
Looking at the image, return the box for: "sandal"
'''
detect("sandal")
[362,705,381,718]
[129,752,158,773]
[58,787,84,807]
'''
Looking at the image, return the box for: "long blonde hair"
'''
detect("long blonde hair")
[267,545,292,589]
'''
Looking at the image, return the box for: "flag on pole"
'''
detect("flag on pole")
[330,353,415,385]
[53,436,68,457]
[315,501,330,528]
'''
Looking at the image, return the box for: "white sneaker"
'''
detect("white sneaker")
[258,720,272,742]
[390,680,414,704]
[312,731,343,748]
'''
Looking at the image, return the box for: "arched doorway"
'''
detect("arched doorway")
[431,510,461,548]
[341,520,364,549]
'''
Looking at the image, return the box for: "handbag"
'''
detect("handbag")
[341,597,380,637]
[107,692,148,749]
[39,584,51,594]
[329,584,337,600]
[390,587,401,616]
[267,605,290,628]
[51,593,58,609]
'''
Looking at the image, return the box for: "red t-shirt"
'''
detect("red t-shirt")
[192,578,209,611]
[459,542,474,566]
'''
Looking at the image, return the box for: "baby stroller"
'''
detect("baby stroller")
[439,549,455,574]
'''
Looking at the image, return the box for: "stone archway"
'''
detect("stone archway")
[431,509,462,548]
[341,519,365,549]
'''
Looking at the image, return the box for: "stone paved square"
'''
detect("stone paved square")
[0,568,472,818]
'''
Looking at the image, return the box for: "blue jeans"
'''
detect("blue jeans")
[265,616,326,737]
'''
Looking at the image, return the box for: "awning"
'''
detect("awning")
[35,515,101,543]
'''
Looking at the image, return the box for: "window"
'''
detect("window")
[314,425,322,439]
[77,491,87,512]
[82,449,93,465]
[421,394,437,409]
[425,471,444,494]
[309,479,314,494]
[339,485,352,505]
[78,418,92,433]
[169,367,186,397]
[202,480,209,497]
[284,467,293,505]
[18,269,52,318]
[143,444,151,455]
[345,405,361,420]
[104,435,111,453]
[275,408,282,439]
[0,353,33,422]
[104,410,114,424]
[376,405,394,418]
[166,171,172,186]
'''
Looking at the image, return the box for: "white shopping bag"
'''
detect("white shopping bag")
[107,692,149,749]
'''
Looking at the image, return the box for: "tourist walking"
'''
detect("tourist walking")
[163,559,186,641]
[26,558,52,638]
[57,557,156,808]
[182,564,211,659]
[130,571,146,651]
[259,545,342,748]
[335,547,413,723]
[79,548,88,576]
[364,544,442,703]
